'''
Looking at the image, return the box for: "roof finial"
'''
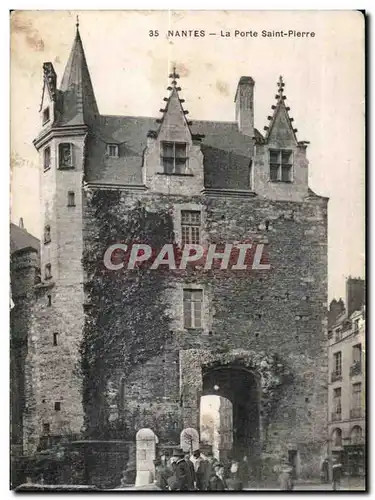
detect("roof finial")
[76,15,79,30]
[169,65,181,89]
[276,75,285,101]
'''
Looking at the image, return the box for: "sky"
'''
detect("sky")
[10,10,365,301]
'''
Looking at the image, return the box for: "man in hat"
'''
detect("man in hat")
[208,462,228,491]
[172,448,195,491]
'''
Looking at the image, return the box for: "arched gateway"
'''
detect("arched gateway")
[179,348,292,460]
[202,365,260,459]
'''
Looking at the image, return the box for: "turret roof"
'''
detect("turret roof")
[57,21,99,126]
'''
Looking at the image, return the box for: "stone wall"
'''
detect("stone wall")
[82,186,328,476]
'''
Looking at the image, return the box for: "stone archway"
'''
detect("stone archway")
[202,365,260,459]
[179,348,292,455]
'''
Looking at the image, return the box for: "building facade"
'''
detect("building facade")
[327,279,365,476]
[10,220,40,486]
[18,24,329,481]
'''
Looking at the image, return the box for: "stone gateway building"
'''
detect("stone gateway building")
[14,24,329,485]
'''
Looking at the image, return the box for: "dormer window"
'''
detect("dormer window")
[106,144,119,157]
[161,142,187,174]
[59,143,73,169]
[42,107,50,125]
[269,149,293,182]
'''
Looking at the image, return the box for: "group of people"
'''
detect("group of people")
[153,448,250,491]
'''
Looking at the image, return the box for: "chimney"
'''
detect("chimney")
[235,76,255,137]
[19,218,24,229]
[346,277,365,318]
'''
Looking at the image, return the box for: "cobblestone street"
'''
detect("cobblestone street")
[245,477,366,491]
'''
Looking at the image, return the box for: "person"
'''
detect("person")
[185,452,196,489]
[191,449,208,490]
[153,457,171,490]
[167,461,179,491]
[226,460,243,491]
[204,452,217,487]
[160,451,169,468]
[279,459,294,491]
[332,457,343,491]
[208,462,228,491]
[321,458,329,484]
[172,448,195,491]
[238,455,251,488]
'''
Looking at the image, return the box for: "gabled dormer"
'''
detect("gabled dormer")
[143,67,204,195]
[39,62,58,130]
[253,76,310,202]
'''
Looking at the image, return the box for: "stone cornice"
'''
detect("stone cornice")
[33,125,89,150]
[83,181,147,192]
[201,188,257,198]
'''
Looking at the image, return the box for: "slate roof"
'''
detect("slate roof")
[10,223,39,254]
[86,115,262,189]
[54,28,262,189]
[57,28,99,127]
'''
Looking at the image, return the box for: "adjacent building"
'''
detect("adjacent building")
[10,220,40,486]
[327,278,365,476]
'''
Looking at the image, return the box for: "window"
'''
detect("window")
[335,328,342,342]
[334,352,342,376]
[54,402,61,411]
[333,387,342,415]
[181,210,201,245]
[43,107,50,124]
[44,225,51,244]
[59,143,73,168]
[67,191,75,207]
[47,295,52,307]
[332,428,342,447]
[352,383,362,409]
[53,333,58,346]
[45,263,52,280]
[351,426,363,445]
[43,147,51,171]
[161,142,187,174]
[353,344,362,364]
[42,423,50,435]
[269,149,293,182]
[249,160,253,190]
[354,318,360,333]
[183,289,203,329]
[106,144,119,157]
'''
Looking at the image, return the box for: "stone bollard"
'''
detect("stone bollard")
[180,428,199,454]
[135,428,158,487]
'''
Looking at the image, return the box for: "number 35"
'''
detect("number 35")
[149,30,159,37]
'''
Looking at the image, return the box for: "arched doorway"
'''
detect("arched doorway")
[201,365,260,461]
